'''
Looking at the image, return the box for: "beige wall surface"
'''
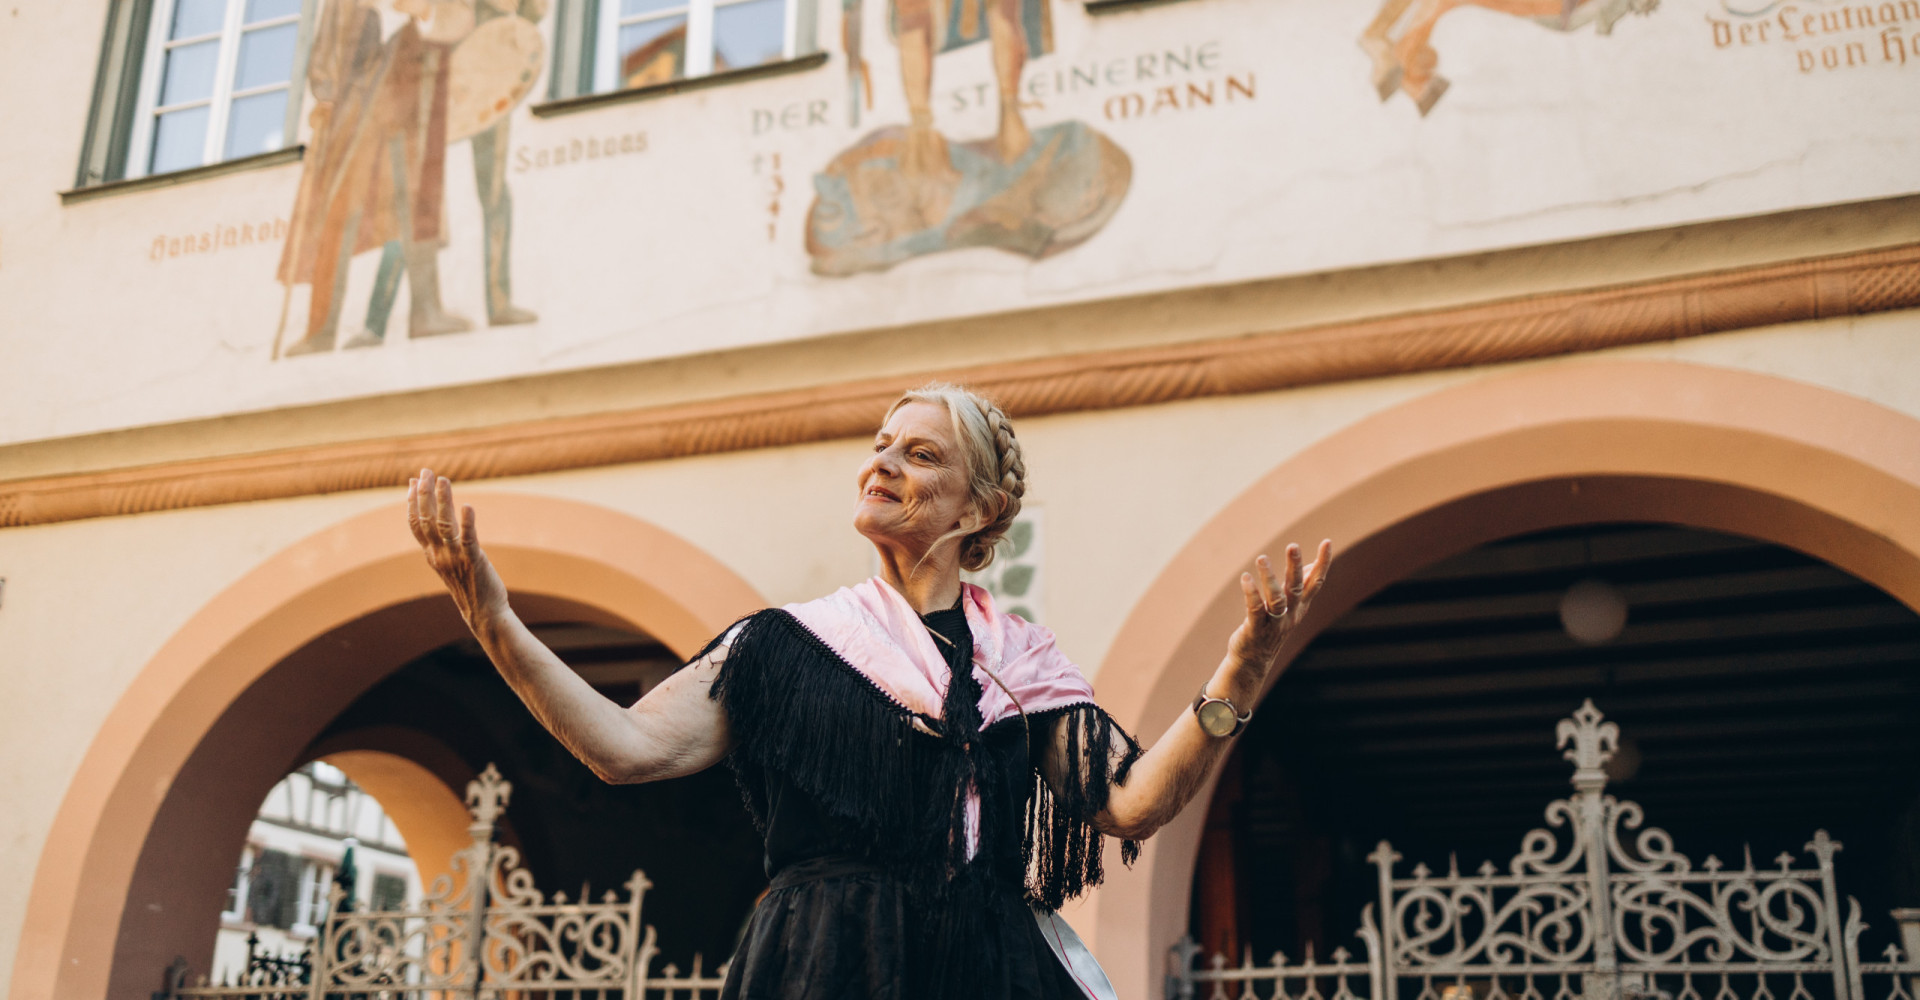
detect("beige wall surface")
[2,308,1918,993]
[2,0,1915,445]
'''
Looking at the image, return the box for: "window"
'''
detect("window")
[245,848,302,929]
[592,0,796,92]
[125,0,304,178]
[222,844,257,922]
[370,872,409,912]
[293,857,336,933]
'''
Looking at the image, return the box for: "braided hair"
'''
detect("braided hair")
[884,383,1026,572]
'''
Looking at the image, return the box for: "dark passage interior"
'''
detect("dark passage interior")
[1191,524,1920,965]
[310,624,766,969]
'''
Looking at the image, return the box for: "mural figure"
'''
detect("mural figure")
[276,0,544,358]
[806,0,1132,276]
[1360,0,1657,114]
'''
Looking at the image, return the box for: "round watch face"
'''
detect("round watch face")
[1196,699,1239,737]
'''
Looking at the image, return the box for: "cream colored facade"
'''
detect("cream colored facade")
[2,0,1919,996]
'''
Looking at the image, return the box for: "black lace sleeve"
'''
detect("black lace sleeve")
[1024,704,1143,910]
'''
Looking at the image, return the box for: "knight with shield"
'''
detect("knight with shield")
[276,0,544,357]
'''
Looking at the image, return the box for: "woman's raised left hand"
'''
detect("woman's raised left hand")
[1226,540,1333,680]
[1076,540,1334,841]
[407,468,511,633]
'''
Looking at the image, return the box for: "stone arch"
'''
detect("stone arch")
[319,747,476,894]
[1084,359,1920,1000]
[11,493,764,1000]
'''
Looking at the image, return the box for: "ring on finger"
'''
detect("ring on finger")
[1265,602,1288,619]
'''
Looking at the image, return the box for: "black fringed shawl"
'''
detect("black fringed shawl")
[702,604,1141,995]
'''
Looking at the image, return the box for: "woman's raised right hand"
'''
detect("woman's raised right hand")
[407,468,511,631]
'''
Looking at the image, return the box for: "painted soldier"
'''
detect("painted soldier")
[277,0,542,356]
[466,0,546,329]
[278,0,473,355]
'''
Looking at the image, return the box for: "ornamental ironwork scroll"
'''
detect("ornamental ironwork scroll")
[157,763,728,1000]
[1170,701,1920,1000]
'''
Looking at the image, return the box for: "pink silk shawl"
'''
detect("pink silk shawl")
[783,578,1097,728]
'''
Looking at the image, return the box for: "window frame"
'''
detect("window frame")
[590,0,800,95]
[220,842,258,924]
[291,856,336,936]
[125,0,306,179]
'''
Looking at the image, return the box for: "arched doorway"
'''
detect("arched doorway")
[1087,360,1920,1000]
[12,494,765,1000]
[1189,521,1920,964]
[302,619,766,968]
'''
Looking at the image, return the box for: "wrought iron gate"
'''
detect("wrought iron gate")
[1169,702,1920,1000]
[158,764,727,1000]
[157,702,1920,1000]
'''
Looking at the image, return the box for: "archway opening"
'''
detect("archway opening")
[307,620,767,962]
[206,758,430,979]
[1189,523,1920,964]
[18,494,767,1000]
[110,594,763,997]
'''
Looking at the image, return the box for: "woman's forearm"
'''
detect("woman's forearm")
[409,470,732,784]
[1095,651,1262,840]
[1093,544,1331,840]
[470,606,655,782]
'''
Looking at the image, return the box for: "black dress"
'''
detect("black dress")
[705,604,1142,1000]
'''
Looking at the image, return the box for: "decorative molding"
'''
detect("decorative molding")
[3,241,1917,528]
[59,145,306,205]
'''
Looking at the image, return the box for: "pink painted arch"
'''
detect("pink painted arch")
[1082,359,1920,1000]
[11,493,765,1000]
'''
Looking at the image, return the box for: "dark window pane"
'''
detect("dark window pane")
[370,873,408,912]
[246,849,301,929]
[244,0,301,22]
[150,105,210,173]
[234,22,296,89]
[171,0,228,38]
[159,39,220,105]
[224,89,287,158]
[712,0,785,72]
[617,15,688,88]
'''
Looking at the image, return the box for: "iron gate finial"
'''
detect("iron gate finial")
[464,762,512,836]
[1556,698,1619,792]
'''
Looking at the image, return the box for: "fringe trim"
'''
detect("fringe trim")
[1022,704,1143,910]
[707,609,953,855]
[705,607,1142,905]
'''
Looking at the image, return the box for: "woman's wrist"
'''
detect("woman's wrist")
[468,600,516,648]
[1204,661,1264,709]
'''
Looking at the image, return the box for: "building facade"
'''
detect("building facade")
[1,0,1917,996]
[206,762,421,983]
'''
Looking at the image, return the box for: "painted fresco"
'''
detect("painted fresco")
[275,0,544,358]
[5,0,1917,437]
[804,0,1131,275]
[1361,0,1657,113]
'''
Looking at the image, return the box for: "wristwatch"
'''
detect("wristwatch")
[1191,685,1253,738]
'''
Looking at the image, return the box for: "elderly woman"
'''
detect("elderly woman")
[407,384,1331,1000]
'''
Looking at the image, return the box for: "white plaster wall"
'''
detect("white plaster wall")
[1,0,1915,444]
[2,308,1918,990]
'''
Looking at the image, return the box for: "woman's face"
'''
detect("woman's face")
[854,401,978,556]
